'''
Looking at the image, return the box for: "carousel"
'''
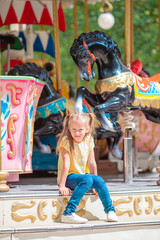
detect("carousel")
[0,1,160,240]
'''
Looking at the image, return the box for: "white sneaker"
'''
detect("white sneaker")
[61,213,88,224]
[107,211,118,222]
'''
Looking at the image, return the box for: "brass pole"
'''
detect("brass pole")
[73,0,80,89]
[158,0,160,71]
[130,0,134,62]
[130,0,138,177]
[40,25,45,62]
[125,0,131,66]
[52,0,62,92]
[124,0,133,183]
[84,0,89,33]
[84,0,90,90]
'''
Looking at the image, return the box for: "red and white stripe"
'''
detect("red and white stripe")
[0,0,65,31]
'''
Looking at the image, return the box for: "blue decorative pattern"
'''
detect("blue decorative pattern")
[36,97,66,119]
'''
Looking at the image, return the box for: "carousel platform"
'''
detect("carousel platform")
[0,170,160,240]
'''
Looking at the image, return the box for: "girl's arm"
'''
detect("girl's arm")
[87,149,98,197]
[59,147,72,196]
[87,149,97,175]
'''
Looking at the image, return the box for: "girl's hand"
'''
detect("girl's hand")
[59,186,72,196]
[92,189,98,198]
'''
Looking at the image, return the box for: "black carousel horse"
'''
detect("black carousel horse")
[70,31,160,159]
[8,62,66,153]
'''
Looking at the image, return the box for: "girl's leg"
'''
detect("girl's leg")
[63,174,93,215]
[91,174,115,213]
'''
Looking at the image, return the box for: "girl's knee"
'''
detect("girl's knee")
[93,175,106,188]
[79,174,93,189]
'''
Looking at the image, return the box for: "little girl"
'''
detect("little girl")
[57,112,118,224]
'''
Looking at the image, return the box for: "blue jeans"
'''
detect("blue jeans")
[63,173,115,215]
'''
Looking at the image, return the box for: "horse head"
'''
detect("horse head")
[70,38,95,81]
[70,30,126,81]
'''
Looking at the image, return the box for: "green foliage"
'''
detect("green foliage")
[58,0,159,92]
[59,1,126,92]
[133,0,159,74]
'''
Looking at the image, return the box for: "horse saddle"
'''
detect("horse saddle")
[134,74,160,108]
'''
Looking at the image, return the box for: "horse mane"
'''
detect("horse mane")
[70,30,121,61]
[8,62,61,105]
[8,62,53,85]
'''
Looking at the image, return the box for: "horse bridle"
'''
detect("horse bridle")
[83,40,96,62]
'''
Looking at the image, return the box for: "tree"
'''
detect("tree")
[58,0,158,92]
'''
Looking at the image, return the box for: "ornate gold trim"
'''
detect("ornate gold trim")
[134,196,142,215]
[154,207,160,215]
[132,98,160,109]
[113,196,133,216]
[0,171,10,192]
[95,72,160,109]
[7,114,18,159]
[37,200,47,221]
[154,194,160,215]
[11,200,35,212]
[52,200,62,220]
[11,200,36,223]
[11,212,36,223]
[27,85,37,105]
[56,103,64,117]
[76,199,86,217]
[95,72,135,94]
[154,194,160,201]
[145,196,153,214]
[115,208,133,217]
[63,197,68,206]
[6,84,22,105]
[113,196,133,206]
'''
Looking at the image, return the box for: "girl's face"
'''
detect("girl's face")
[69,119,90,143]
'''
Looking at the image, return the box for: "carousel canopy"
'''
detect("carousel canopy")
[19,31,55,58]
[0,0,66,32]
[0,30,55,58]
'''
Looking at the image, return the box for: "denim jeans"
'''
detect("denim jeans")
[63,173,115,215]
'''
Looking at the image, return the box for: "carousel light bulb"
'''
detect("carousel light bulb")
[97,12,115,30]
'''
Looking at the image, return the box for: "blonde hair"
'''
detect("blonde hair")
[56,112,95,153]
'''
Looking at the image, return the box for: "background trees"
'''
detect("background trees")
[57,0,158,92]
